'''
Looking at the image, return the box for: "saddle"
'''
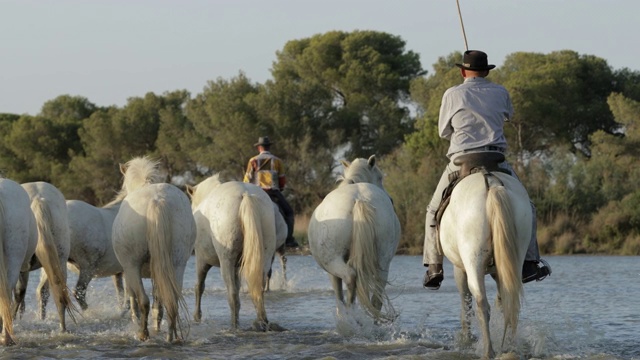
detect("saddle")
[434,152,508,226]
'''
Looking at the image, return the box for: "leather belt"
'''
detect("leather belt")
[462,146,505,153]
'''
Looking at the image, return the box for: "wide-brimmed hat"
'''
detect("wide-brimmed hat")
[254,136,273,147]
[455,50,496,71]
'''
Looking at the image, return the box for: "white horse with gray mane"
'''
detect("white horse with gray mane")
[308,155,400,322]
[14,181,78,333]
[188,175,285,331]
[112,156,196,342]
[0,176,37,346]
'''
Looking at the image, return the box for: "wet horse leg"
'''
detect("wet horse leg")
[194,259,212,322]
[328,260,356,308]
[330,275,344,304]
[36,270,50,321]
[12,272,29,319]
[152,282,163,332]
[73,269,96,311]
[112,273,128,310]
[454,266,474,344]
[277,248,287,285]
[220,258,241,329]
[465,266,494,359]
[250,280,269,331]
[124,268,150,341]
[371,269,390,314]
[267,246,286,292]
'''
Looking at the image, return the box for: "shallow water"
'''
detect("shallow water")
[1,255,638,359]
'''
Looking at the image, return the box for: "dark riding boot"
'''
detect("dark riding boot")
[522,259,552,283]
[285,237,299,248]
[423,264,444,290]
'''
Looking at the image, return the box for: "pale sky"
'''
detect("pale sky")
[1,0,636,116]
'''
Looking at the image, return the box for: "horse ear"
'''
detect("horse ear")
[119,163,127,175]
[341,160,351,168]
[185,184,195,197]
[367,155,376,168]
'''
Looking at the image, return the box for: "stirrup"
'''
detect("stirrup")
[523,259,552,283]
[423,264,443,290]
[538,259,552,279]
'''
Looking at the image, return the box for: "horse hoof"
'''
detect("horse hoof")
[266,322,287,332]
[170,337,184,345]
[251,320,269,332]
[1,334,16,346]
[138,330,150,341]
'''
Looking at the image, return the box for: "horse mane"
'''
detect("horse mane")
[119,156,164,195]
[338,156,384,188]
[103,193,125,208]
[188,173,225,207]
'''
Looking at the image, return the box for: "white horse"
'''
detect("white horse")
[15,182,78,332]
[0,177,37,346]
[188,175,284,331]
[439,160,532,359]
[308,155,400,322]
[112,156,196,342]
[65,198,126,310]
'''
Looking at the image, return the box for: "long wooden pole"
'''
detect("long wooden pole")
[456,0,469,51]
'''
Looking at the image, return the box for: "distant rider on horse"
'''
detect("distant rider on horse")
[244,136,299,248]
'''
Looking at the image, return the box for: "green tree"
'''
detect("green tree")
[185,73,262,180]
[500,50,621,158]
[0,113,24,176]
[151,90,195,184]
[70,92,184,203]
[1,96,98,189]
[583,93,640,253]
[270,30,424,159]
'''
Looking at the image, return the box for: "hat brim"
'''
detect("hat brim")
[455,63,496,71]
[254,142,272,147]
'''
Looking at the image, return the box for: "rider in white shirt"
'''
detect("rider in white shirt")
[422,50,551,290]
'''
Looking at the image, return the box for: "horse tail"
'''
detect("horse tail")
[486,185,523,337]
[349,199,395,322]
[238,193,265,305]
[0,199,14,339]
[31,196,78,324]
[146,196,189,339]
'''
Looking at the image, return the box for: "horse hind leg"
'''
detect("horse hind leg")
[194,261,212,322]
[465,267,495,359]
[152,283,164,333]
[220,259,241,329]
[36,270,50,321]
[124,269,150,341]
[12,272,29,319]
[279,247,287,284]
[266,248,287,292]
[112,273,128,310]
[74,269,95,311]
[453,267,474,346]
[327,260,356,310]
